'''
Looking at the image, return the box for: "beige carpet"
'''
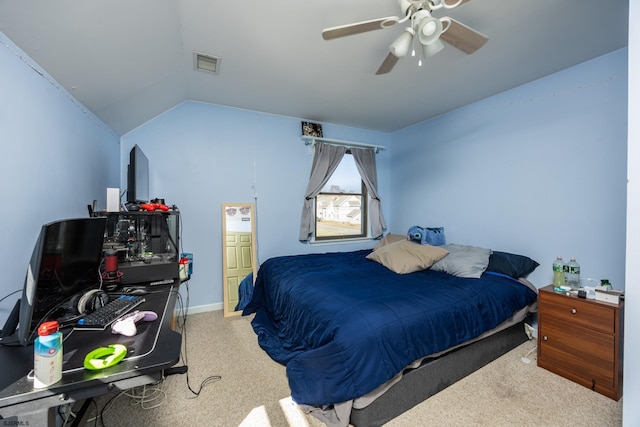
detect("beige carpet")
[87,310,622,427]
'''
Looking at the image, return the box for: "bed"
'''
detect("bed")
[242,238,539,426]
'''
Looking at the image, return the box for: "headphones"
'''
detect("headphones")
[70,289,109,314]
[84,344,127,370]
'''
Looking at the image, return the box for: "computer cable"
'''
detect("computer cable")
[520,343,538,364]
[94,382,166,427]
[0,289,21,304]
[0,289,22,339]
[14,266,98,345]
[168,210,220,395]
[125,383,167,410]
[160,217,179,255]
[172,286,221,397]
[2,282,103,346]
[22,291,91,346]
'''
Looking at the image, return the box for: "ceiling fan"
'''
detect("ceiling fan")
[322,0,488,74]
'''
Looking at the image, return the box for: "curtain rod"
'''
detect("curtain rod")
[301,136,386,152]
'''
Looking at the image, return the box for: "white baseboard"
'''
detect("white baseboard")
[175,302,223,316]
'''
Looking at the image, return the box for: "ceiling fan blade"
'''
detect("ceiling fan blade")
[443,0,471,7]
[322,16,400,40]
[376,52,400,75]
[440,17,488,54]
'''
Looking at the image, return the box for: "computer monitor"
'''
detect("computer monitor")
[126,144,149,204]
[12,217,107,346]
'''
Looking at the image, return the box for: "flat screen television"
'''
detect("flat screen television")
[8,217,107,346]
[126,144,149,204]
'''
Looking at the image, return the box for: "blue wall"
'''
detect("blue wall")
[0,33,120,319]
[121,102,391,311]
[389,49,627,290]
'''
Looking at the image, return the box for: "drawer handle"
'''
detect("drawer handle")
[571,308,577,314]
[543,336,548,341]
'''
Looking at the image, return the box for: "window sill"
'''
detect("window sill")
[308,237,373,246]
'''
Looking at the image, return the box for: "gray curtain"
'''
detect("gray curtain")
[352,147,386,239]
[299,143,347,241]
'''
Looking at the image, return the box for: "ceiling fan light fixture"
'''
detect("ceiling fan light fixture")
[322,0,486,75]
[389,27,415,57]
[417,17,443,45]
[422,38,445,58]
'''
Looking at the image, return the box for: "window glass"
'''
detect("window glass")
[315,154,367,240]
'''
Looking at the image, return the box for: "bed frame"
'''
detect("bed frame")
[349,320,529,426]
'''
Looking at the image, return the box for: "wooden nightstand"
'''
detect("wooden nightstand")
[537,285,624,400]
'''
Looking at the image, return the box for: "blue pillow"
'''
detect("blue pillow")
[486,251,539,278]
[407,226,446,246]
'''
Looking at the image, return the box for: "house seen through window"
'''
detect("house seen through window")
[315,153,367,240]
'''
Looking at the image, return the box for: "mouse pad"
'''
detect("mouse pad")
[61,288,172,372]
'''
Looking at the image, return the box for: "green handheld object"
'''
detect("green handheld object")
[84,344,127,370]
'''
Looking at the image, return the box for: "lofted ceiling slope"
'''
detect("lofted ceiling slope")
[0,0,629,136]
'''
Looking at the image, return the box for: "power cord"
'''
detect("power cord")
[91,382,166,426]
[520,344,537,364]
[165,211,221,394]
[173,286,221,397]
[521,323,538,364]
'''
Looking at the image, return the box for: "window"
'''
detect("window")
[314,153,368,240]
[299,141,385,242]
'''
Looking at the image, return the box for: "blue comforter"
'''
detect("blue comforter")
[243,250,537,407]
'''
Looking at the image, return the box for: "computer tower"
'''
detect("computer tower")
[95,210,180,285]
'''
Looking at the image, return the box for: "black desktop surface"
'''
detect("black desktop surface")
[0,284,181,409]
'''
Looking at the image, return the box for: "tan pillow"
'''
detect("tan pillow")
[372,233,407,251]
[367,240,449,274]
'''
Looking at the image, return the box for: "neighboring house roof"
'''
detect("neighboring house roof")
[318,194,360,209]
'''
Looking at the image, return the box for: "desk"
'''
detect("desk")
[0,284,182,426]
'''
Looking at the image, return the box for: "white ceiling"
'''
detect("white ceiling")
[0,0,629,136]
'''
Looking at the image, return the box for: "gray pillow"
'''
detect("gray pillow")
[430,244,491,278]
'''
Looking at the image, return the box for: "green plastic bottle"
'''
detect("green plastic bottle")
[552,256,566,287]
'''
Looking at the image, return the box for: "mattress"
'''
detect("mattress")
[243,249,537,406]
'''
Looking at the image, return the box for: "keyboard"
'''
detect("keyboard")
[75,295,145,330]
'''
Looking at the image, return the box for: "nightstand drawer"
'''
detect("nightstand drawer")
[539,320,615,387]
[539,292,615,334]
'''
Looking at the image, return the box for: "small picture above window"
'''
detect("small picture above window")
[301,121,323,138]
